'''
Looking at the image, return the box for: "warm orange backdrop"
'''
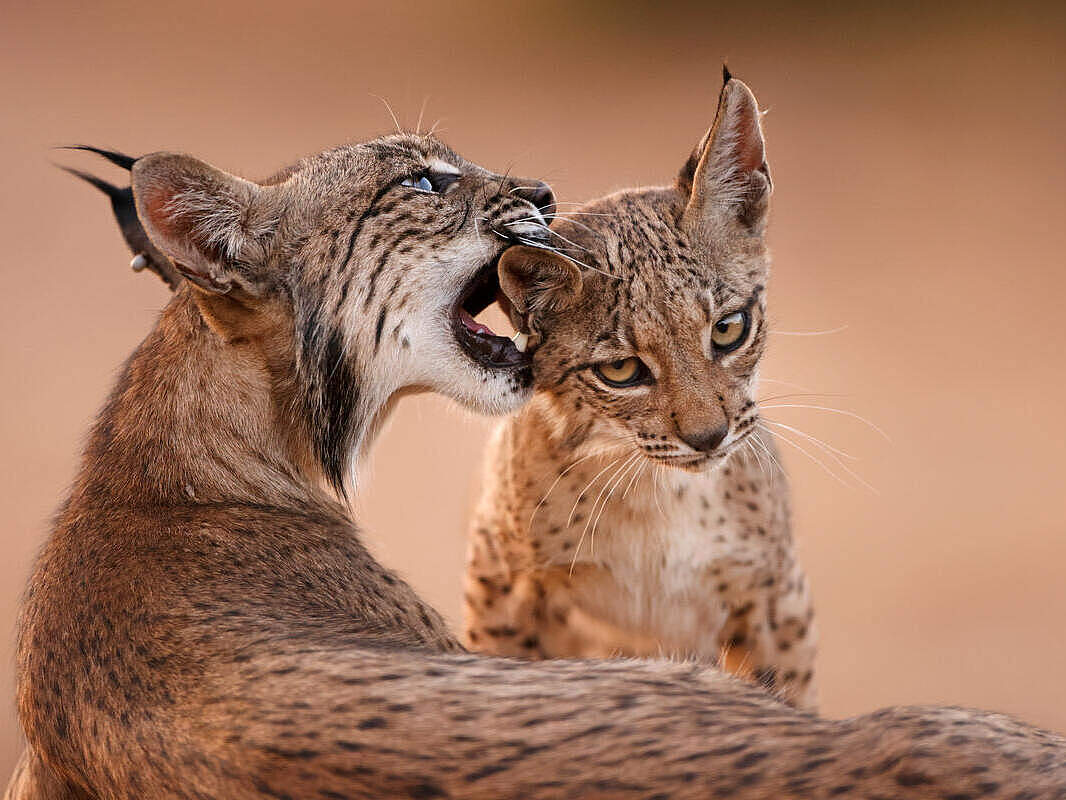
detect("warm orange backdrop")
[2,0,1064,775]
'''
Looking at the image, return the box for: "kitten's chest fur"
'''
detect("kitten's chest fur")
[466,416,793,660]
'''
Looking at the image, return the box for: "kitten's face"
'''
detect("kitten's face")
[499,75,772,473]
[527,190,768,472]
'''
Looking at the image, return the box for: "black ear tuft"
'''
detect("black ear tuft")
[722,63,733,85]
[57,165,124,200]
[57,144,137,171]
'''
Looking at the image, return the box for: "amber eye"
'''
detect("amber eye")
[594,357,649,387]
[711,310,750,352]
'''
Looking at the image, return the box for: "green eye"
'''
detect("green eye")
[594,357,648,387]
[711,310,750,352]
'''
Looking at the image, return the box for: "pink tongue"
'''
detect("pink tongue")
[459,309,495,336]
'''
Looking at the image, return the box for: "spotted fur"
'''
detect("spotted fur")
[7,125,1065,799]
[465,75,818,709]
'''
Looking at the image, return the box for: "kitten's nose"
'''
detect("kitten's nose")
[512,180,555,218]
[680,424,729,453]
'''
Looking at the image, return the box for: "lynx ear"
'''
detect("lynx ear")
[498,246,582,328]
[679,71,772,236]
[131,153,271,295]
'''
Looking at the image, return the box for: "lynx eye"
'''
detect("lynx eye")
[400,171,459,194]
[401,175,435,192]
[594,357,649,388]
[711,310,750,352]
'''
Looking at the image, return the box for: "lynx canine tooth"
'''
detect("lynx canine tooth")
[130,253,148,272]
[512,331,529,353]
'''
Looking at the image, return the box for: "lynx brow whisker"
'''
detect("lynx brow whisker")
[769,325,849,337]
[370,94,403,135]
[758,376,815,392]
[757,392,847,405]
[415,95,430,135]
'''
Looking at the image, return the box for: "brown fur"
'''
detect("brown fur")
[7,125,1066,799]
[465,77,817,709]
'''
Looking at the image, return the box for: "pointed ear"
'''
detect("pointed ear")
[679,74,772,235]
[131,153,272,295]
[498,245,582,327]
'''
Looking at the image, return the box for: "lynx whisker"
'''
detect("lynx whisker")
[415,95,430,136]
[759,403,890,442]
[761,419,877,494]
[757,422,852,489]
[566,455,625,529]
[757,376,815,392]
[370,94,403,135]
[621,460,647,500]
[759,419,858,461]
[514,236,618,280]
[583,452,641,558]
[750,430,786,481]
[505,221,591,255]
[529,452,597,533]
[769,325,849,337]
[509,211,603,239]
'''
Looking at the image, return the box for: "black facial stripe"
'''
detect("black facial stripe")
[363,223,437,311]
[298,307,360,496]
[362,248,391,311]
[575,373,624,402]
[453,200,472,233]
[550,360,599,388]
[336,183,396,279]
[373,307,388,354]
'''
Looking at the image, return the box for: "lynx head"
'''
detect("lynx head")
[498,73,771,472]
[126,134,553,493]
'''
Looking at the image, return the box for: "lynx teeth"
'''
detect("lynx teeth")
[512,331,530,353]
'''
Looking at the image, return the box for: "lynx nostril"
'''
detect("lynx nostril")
[680,424,729,453]
[514,181,555,218]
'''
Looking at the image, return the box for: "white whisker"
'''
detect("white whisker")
[371,94,403,134]
[760,419,857,462]
[759,423,850,488]
[415,95,430,135]
[761,419,877,493]
[529,452,596,533]
[759,403,890,441]
[769,325,849,337]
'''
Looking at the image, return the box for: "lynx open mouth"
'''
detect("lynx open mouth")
[452,257,530,370]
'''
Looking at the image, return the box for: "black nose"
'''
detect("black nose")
[680,424,729,453]
[512,180,555,217]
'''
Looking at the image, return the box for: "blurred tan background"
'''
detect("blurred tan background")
[2,0,1064,774]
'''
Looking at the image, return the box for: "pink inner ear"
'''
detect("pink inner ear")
[142,182,186,242]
